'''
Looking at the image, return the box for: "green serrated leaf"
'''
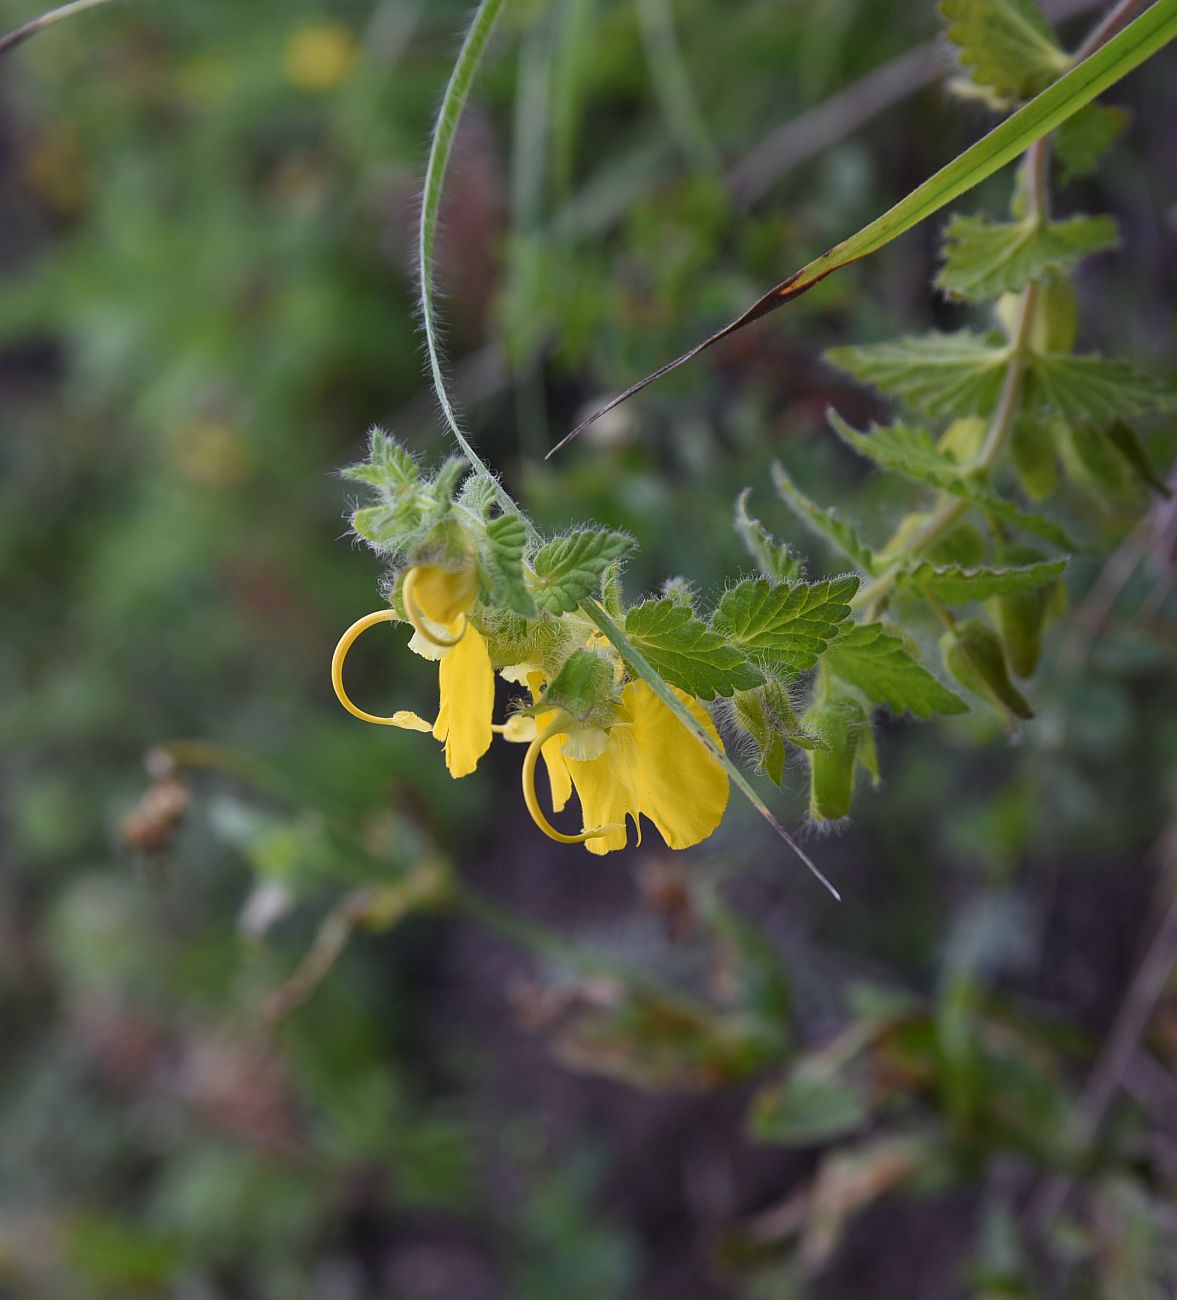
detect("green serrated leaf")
[826,413,1076,551]
[937,213,1118,302]
[532,529,635,614]
[901,558,1067,602]
[826,623,969,718]
[734,489,804,583]
[828,411,964,487]
[940,0,1068,102]
[342,428,419,489]
[827,331,1010,420]
[1028,353,1177,426]
[712,576,858,676]
[771,463,876,574]
[623,598,762,701]
[480,514,536,617]
[956,486,1078,551]
[1055,104,1129,183]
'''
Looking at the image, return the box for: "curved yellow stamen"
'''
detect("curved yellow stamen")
[521,719,623,845]
[332,609,419,725]
[403,565,466,648]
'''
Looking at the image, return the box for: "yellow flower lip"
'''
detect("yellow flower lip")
[331,608,433,729]
[402,566,467,650]
[521,717,625,846]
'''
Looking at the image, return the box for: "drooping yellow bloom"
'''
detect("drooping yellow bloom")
[519,680,729,856]
[331,564,493,777]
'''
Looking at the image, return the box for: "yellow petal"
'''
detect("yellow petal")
[433,625,494,777]
[625,682,728,849]
[563,739,631,855]
[411,563,479,626]
[537,711,573,813]
[566,682,728,855]
[390,711,433,733]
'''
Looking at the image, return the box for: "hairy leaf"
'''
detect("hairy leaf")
[940,0,1068,102]
[480,515,536,618]
[954,485,1077,551]
[1055,104,1129,182]
[901,558,1067,602]
[827,331,1009,420]
[771,464,877,574]
[712,576,859,676]
[735,489,804,583]
[937,213,1118,301]
[1027,353,1177,426]
[828,411,964,487]
[532,529,635,614]
[623,598,763,700]
[342,428,419,489]
[826,623,969,718]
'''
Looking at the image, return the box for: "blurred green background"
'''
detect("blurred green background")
[2,0,1177,1296]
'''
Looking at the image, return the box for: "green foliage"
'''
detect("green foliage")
[733,679,822,787]
[941,618,1034,721]
[622,597,763,701]
[937,213,1118,301]
[749,1064,869,1145]
[801,692,877,821]
[826,623,970,718]
[735,488,805,583]
[532,529,635,614]
[940,0,1068,102]
[771,464,877,574]
[538,649,617,722]
[711,576,858,676]
[827,331,1009,420]
[1054,103,1130,181]
[481,513,537,617]
[1027,353,1177,426]
[902,557,1067,602]
[827,411,966,487]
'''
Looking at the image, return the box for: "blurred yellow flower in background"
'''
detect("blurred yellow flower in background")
[283,22,358,93]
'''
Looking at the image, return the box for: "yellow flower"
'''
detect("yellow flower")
[517,679,730,856]
[331,564,493,778]
[283,22,358,93]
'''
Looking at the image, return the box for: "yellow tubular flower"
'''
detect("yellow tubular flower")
[517,681,729,856]
[331,564,494,777]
